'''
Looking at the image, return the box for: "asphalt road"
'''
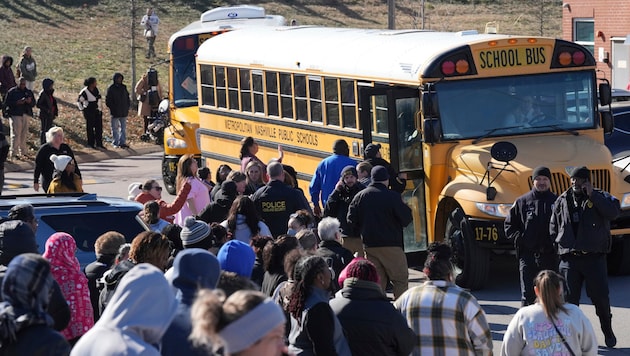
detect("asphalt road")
[5,151,630,354]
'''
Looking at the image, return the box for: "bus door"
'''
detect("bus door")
[359,87,427,255]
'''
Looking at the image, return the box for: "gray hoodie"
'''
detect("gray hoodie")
[70,264,177,356]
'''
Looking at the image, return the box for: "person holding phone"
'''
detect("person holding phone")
[550,166,620,348]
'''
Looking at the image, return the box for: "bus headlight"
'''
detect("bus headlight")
[621,193,630,208]
[476,203,512,218]
[166,137,188,149]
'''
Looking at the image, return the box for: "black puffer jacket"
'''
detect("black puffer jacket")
[504,188,557,253]
[347,183,412,248]
[324,182,365,236]
[105,73,131,118]
[550,188,620,255]
[329,279,416,356]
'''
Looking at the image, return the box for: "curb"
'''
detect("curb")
[5,144,164,173]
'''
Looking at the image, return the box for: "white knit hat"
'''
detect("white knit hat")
[50,154,73,172]
[127,182,143,201]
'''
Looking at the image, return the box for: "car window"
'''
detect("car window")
[41,211,146,252]
[614,112,630,131]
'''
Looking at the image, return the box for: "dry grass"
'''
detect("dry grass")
[0,0,562,155]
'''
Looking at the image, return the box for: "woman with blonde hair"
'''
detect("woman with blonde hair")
[244,160,265,195]
[190,289,287,356]
[174,154,210,225]
[501,270,597,356]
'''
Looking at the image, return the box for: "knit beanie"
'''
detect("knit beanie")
[216,240,256,278]
[7,204,35,222]
[340,165,358,179]
[531,166,551,181]
[570,166,590,180]
[50,154,73,172]
[180,216,211,247]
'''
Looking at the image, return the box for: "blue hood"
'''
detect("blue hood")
[171,248,221,305]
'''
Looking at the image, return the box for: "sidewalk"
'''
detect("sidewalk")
[5,143,164,173]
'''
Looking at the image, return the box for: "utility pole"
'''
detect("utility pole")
[421,0,425,30]
[131,0,137,99]
[388,0,395,30]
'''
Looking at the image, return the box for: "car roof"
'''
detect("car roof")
[0,193,142,214]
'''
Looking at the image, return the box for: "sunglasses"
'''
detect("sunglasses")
[152,186,163,191]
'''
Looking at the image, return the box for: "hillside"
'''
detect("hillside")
[0,0,563,153]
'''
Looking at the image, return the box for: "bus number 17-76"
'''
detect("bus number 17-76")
[475,226,498,241]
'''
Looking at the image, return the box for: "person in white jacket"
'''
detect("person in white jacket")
[221,195,272,244]
[140,8,160,58]
[501,270,598,356]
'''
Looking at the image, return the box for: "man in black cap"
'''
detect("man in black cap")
[347,165,412,299]
[7,203,37,232]
[504,166,557,306]
[550,166,620,348]
[324,165,366,255]
[363,143,406,193]
[309,139,357,217]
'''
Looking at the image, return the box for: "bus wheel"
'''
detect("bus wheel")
[607,235,630,275]
[162,159,177,195]
[444,208,489,290]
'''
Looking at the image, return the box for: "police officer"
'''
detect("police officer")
[505,166,557,307]
[250,161,311,237]
[550,166,620,348]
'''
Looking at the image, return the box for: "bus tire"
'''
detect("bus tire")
[162,158,177,195]
[444,208,490,290]
[607,235,630,275]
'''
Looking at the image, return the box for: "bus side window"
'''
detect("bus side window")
[240,69,252,112]
[341,79,357,129]
[295,75,308,121]
[280,73,293,119]
[309,77,323,123]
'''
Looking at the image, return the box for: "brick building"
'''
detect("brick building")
[562,1,630,89]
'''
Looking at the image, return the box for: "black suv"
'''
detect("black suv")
[0,193,148,266]
[603,101,630,158]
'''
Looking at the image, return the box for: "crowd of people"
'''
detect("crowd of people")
[0,98,622,355]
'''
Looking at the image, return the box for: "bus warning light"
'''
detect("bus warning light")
[456,60,470,74]
[558,52,572,66]
[508,38,518,45]
[573,51,586,65]
[441,61,455,75]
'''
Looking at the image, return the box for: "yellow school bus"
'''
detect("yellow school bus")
[161,5,285,194]
[195,26,630,289]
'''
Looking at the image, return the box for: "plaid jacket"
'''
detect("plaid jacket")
[395,280,493,356]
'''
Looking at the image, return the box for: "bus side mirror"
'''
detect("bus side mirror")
[599,82,612,106]
[601,111,613,134]
[421,92,439,118]
[423,118,441,144]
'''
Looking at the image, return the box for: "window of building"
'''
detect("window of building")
[574,19,594,54]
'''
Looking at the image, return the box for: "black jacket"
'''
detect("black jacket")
[33,142,80,192]
[198,180,236,224]
[105,73,131,118]
[0,323,70,356]
[317,240,354,290]
[251,180,311,238]
[98,259,135,315]
[36,81,58,122]
[5,85,35,116]
[0,266,70,332]
[347,183,412,248]
[329,279,416,356]
[324,182,365,236]
[83,254,116,322]
[550,188,620,255]
[504,188,557,253]
[365,157,406,193]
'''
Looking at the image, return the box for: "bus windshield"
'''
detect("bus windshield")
[171,35,199,108]
[437,71,597,141]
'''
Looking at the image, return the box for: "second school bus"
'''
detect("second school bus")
[195,26,630,289]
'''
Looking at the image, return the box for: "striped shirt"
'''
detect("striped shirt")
[395,280,493,356]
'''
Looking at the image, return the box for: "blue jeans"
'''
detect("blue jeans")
[111,116,127,146]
